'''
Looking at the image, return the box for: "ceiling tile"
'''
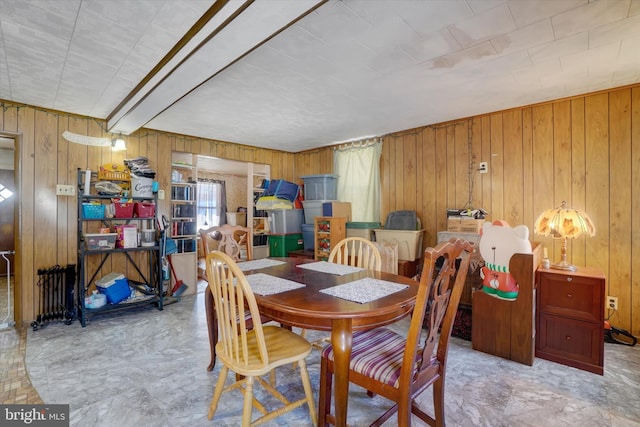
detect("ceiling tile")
[491,19,554,56]
[507,0,586,29]
[589,13,640,48]
[528,32,588,64]
[448,3,516,48]
[552,0,631,39]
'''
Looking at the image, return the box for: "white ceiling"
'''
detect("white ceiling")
[1,0,639,153]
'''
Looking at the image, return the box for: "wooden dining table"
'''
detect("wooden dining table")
[204,257,420,427]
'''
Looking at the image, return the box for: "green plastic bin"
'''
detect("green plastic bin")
[269,233,303,257]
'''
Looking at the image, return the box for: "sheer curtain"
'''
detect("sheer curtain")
[197,179,227,230]
[333,137,382,222]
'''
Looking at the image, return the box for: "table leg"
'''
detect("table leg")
[331,318,352,427]
[205,288,217,371]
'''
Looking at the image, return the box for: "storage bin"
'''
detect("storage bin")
[268,233,303,257]
[85,233,117,250]
[267,209,304,234]
[96,273,131,304]
[113,201,134,218]
[131,174,153,198]
[322,201,351,221]
[302,174,338,200]
[226,212,247,227]
[83,203,105,219]
[302,199,331,224]
[384,210,418,230]
[301,224,315,250]
[373,229,425,261]
[253,245,269,259]
[346,222,381,241]
[134,202,155,218]
[263,179,299,202]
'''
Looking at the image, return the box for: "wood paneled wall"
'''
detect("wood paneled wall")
[0,100,295,324]
[294,85,640,336]
[3,83,640,335]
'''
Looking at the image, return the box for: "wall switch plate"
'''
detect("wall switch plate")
[56,184,75,196]
[158,189,165,200]
[479,162,488,174]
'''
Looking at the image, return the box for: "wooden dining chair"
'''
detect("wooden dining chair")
[328,237,382,272]
[301,237,384,349]
[200,223,269,371]
[205,251,317,427]
[318,238,474,427]
[200,223,253,261]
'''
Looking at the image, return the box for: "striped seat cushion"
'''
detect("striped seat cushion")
[322,328,419,388]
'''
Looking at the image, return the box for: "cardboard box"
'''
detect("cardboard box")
[115,224,138,248]
[322,201,351,221]
[447,217,485,233]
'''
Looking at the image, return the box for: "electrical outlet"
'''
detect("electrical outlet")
[606,296,618,310]
[479,162,488,174]
[56,184,75,196]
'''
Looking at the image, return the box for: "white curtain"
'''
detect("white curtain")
[333,138,382,222]
[197,180,226,230]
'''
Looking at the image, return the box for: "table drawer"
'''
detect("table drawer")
[538,272,603,322]
[537,313,603,372]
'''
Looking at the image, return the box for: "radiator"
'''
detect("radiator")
[32,264,76,330]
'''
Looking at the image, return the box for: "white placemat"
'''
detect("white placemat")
[236,258,286,272]
[246,273,305,296]
[297,261,364,276]
[320,278,409,304]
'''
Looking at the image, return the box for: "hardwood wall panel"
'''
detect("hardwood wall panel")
[631,87,640,335]
[608,89,632,328]
[570,99,587,267]
[367,86,640,336]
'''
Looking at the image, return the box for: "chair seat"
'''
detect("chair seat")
[321,328,421,388]
[218,325,312,377]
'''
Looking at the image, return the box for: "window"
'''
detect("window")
[197,180,226,230]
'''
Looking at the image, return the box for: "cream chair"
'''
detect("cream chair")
[372,241,398,274]
[303,237,384,349]
[205,251,317,427]
[328,237,382,272]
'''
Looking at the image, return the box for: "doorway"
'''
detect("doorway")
[0,135,16,329]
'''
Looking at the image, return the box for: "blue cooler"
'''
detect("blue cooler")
[96,273,131,304]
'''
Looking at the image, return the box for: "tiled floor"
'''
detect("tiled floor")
[0,325,43,405]
[15,289,640,427]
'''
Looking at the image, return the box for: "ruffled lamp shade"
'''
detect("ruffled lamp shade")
[534,201,595,271]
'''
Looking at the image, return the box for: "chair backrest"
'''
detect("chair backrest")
[399,238,474,390]
[205,251,268,370]
[328,237,382,272]
[200,224,253,261]
[373,241,398,274]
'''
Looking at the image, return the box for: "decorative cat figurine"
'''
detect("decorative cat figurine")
[479,220,532,300]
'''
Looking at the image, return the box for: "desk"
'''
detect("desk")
[204,257,419,427]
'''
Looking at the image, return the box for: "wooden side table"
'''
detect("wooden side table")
[536,266,605,375]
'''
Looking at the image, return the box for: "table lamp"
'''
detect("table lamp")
[534,201,595,271]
